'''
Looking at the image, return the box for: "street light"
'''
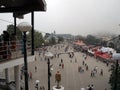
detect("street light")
[45,52,53,90]
[17,22,32,90]
[42,43,44,48]
[112,53,120,90]
[35,80,40,90]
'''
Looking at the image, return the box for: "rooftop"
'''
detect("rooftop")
[0,0,46,17]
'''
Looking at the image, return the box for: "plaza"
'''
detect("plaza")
[27,44,111,90]
[0,0,120,90]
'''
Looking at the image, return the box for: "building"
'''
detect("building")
[0,0,46,90]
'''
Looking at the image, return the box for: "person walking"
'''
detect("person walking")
[106,62,109,67]
[91,70,93,77]
[42,86,45,90]
[40,86,42,90]
[59,63,61,68]
[100,69,103,76]
[86,65,88,71]
[62,63,64,69]
[29,72,32,79]
[82,61,85,65]
[35,66,37,72]
[61,59,63,63]
[93,66,98,74]
[75,58,77,63]
[78,66,81,72]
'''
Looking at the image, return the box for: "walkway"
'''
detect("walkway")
[27,44,111,90]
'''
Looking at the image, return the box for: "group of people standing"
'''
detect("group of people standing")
[90,66,103,77]
[78,61,89,73]
[59,59,64,69]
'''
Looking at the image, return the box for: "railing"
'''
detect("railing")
[0,40,31,62]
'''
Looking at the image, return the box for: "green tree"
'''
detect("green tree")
[28,30,44,48]
[84,35,101,45]
[58,36,64,43]
[109,64,120,90]
[6,24,22,39]
[108,42,114,48]
[75,35,85,41]
[49,37,56,45]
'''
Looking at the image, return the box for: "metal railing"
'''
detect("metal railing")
[0,40,31,62]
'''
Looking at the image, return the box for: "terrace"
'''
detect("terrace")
[0,0,46,90]
[0,40,31,61]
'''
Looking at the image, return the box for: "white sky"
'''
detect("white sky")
[0,0,120,36]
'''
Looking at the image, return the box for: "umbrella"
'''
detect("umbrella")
[35,80,39,84]
[112,53,120,60]
[45,52,54,58]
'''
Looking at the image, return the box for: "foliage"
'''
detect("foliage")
[109,64,120,90]
[101,40,107,47]
[49,37,56,45]
[58,36,64,43]
[75,35,85,41]
[28,30,44,48]
[6,24,22,39]
[108,42,114,48]
[84,35,101,45]
[73,34,101,45]
[6,25,45,48]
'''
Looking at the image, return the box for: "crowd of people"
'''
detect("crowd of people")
[23,43,110,90]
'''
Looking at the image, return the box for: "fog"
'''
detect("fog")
[0,0,120,36]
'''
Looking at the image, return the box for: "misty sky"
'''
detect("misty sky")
[0,0,120,36]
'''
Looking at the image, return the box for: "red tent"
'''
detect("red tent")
[95,51,111,60]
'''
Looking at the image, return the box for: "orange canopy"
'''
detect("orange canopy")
[74,40,86,46]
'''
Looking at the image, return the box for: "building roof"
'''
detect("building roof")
[0,0,46,17]
[74,40,86,46]
[45,34,58,41]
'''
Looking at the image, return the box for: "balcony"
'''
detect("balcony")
[0,40,35,70]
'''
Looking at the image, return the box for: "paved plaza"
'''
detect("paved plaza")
[27,44,111,90]
[0,44,111,90]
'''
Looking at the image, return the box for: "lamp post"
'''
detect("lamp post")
[42,43,44,48]
[35,80,40,90]
[17,22,32,90]
[45,52,53,90]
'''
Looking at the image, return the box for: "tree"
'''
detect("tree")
[58,36,64,43]
[84,35,101,45]
[108,42,114,48]
[109,64,120,90]
[28,30,44,48]
[49,37,56,45]
[6,24,22,39]
[75,35,85,41]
